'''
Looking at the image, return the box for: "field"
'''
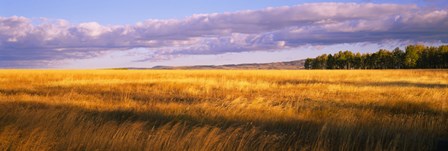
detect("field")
[0,70,447,150]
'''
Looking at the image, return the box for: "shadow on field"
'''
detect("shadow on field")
[329,100,446,115]
[277,80,448,88]
[0,101,445,151]
[0,88,46,96]
[0,101,318,132]
[0,84,211,104]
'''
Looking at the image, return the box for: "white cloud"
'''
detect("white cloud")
[0,3,447,67]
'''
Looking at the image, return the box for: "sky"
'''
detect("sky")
[1,0,448,68]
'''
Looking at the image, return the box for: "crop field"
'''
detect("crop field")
[0,70,447,150]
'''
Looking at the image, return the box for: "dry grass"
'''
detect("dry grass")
[0,70,447,151]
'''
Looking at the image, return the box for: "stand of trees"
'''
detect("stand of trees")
[305,45,448,69]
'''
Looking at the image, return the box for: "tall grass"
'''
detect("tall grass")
[0,70,447,150]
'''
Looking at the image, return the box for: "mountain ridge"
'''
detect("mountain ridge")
[121,60,306,70]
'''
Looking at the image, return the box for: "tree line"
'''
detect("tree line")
[304,45,448,69]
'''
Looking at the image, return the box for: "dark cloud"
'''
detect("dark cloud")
[1,3,448,67]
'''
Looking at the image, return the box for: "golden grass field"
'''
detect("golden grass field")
[0,70,447,151]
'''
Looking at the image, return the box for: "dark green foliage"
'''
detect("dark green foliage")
[392,48,405,69]
[326,54,335,69]
[305,45,448,69]
[304,58,314,69]
[404,45,425,68]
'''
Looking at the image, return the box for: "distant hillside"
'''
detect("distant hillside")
[150,60,305,70]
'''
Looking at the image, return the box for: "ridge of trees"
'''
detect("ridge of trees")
[304,45,448,69]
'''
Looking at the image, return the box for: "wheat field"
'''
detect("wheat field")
[0,70,447,151]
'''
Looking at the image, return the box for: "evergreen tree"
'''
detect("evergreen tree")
[376,49,393,69]
[304,45,448,69]
[352,52,363,69]
[313,54,328,69]
[327,54,335,69]
[392,47,405,69]
[304,58,314,69]
[440,46,448,68]
[404,45,425,68]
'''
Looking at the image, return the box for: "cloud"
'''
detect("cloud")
[1,3,448,67]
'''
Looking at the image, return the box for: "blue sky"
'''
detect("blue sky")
[2,0,447,24]
[0,0,447,68]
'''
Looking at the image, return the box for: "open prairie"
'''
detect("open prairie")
[0,70,447,150]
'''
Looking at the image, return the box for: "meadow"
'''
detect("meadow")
[0,70,447,151]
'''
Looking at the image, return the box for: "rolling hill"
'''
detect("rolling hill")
[150,60,305,70]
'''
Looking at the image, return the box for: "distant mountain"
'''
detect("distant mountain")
[150,60,305,70]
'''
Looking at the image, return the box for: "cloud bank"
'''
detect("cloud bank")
[1,3,448,67]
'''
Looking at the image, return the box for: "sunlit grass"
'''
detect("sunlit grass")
[0,70,447,150]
